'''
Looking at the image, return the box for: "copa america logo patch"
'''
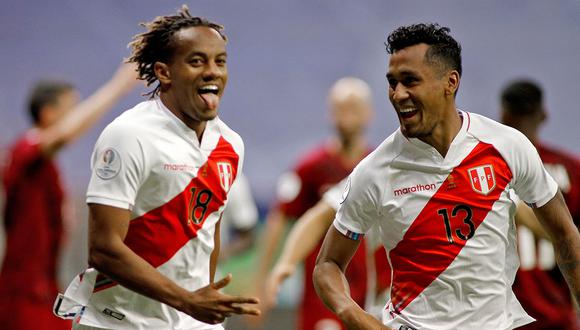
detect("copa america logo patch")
[95,148,121,180]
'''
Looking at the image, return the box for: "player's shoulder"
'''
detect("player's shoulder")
[350,131,399,179]
[94,100,164,151]
[466,111,530,151]
[362,131,399,166]
[212,116,244,151]
[103,100,160,134]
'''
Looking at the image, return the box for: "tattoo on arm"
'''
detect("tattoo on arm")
[554,237,580,302]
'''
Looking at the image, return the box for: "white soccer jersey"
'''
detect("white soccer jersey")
[55,99,244,330]
[333,111,558,330]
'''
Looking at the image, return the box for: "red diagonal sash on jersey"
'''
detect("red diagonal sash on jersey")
[389,142,512,313]
[94,137,238,292]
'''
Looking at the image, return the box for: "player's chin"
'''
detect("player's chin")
[189,108,218,122]
[200,110,218,121]
[402,127,424,139]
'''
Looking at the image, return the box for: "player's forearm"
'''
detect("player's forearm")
[257,210,287,276]
[313,260,357,319]
[278,202,335,268]
[43,64,137,154]
[89,239,189,311]
[59,77,133,141]
[554,233,580,303]
[515,202,551,241]
[313,260,389,329]
[533,191,580,304]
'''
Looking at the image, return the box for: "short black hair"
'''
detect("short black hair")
[386,23,462,77]
[27,80,75,124]
[501,79,543,115]
[128,5,227,98]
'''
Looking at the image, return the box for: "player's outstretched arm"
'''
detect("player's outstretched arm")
[88,203,260,325]
[313,226,391,330]
[515,201,551,241]
[532,190,580,304]
[39,62,139,156]
[266,200,336,306]
[254,208,290,301]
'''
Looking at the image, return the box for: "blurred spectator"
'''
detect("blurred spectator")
[265,179,391,320]
[255,77,374,330]
[0,62,138,330]
[501,79,580,330]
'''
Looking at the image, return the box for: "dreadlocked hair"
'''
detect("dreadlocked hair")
[127,5,227,98]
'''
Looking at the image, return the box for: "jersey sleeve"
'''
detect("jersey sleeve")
[511,134,558,208]
[333,163,380,240]
[86,124,147,210]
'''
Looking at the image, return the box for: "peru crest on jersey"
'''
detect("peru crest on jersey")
[218,161,234,192]
[468,164,496,195]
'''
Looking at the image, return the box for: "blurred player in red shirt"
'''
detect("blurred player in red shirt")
[265,178,391,321]
[501,79,580,330]
[0,63,138,330]
[255,77,374,330]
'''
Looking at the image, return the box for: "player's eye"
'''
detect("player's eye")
[189,58,204,66]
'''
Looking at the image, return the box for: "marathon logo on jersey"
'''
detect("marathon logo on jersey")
[393,183,437,197]
[468,164,496,195]
[163,163,197,172]
[217,162,234,192]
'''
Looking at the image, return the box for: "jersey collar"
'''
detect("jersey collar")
[399,109,470,165]
[154,98,220,150]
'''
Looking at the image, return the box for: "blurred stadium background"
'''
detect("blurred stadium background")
[1,1,579,329]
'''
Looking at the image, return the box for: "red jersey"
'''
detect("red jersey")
[513,142,580,330]
[276,143,370,330]
[0,132,68,329]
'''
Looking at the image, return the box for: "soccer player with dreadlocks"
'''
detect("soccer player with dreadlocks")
[54,6,260,329]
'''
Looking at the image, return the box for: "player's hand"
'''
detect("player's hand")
[264,262,296,308]
[180,273,261,325]
[110,62,141,92]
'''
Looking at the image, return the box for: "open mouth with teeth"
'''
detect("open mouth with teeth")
[399,108,418,120]
[198,85,220,110]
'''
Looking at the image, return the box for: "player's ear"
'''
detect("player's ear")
[154,62,171,85]
[445,70,460,96]
[539,107,548,123]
